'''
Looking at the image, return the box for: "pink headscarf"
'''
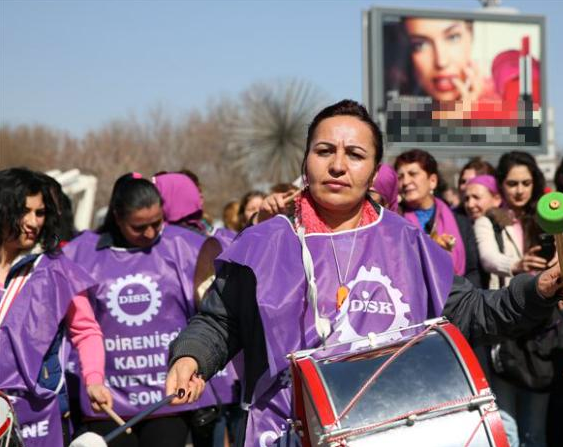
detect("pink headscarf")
[153,173,202,223]
[372,163,399,212]
[466,175,499,196]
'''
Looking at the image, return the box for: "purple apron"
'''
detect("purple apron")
[216,210,454,446]
[211,227,238,251]
[9,393,62,447]
[0,254,95,447]
[64,225,237,418]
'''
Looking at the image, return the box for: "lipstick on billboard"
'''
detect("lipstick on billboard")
[519,36,532,100]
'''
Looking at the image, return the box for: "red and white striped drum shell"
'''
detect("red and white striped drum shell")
[290,322,509,447]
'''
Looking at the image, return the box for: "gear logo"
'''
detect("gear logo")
[106,274,162,326]
[334,266,411,347]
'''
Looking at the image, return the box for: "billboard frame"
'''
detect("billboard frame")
[362,6,548,157]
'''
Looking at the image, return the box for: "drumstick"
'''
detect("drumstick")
[100,403,132,435]
[104,392,180,443]
[70,390,186,447]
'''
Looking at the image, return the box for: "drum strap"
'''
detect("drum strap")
[297,227,331,342]
[326,393,497,446]
[0,256,41,326]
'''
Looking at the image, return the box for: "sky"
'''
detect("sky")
[2,0,563,149]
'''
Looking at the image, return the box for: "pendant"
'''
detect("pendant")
[336,285,349,310]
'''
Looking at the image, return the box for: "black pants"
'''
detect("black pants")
[81,413,216,447]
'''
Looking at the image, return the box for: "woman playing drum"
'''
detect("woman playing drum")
[63,173,229,447]
[166,100,562,446]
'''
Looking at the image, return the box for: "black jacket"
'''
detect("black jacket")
[169,263,558,403]
[453,210,482,288]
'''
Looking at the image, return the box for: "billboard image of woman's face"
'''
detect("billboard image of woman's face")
[404,19,476,102]
[375,11,544,151]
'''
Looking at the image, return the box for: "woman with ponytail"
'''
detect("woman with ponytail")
[64,173,225,447]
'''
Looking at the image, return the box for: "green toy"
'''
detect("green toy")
[537,191,563,273]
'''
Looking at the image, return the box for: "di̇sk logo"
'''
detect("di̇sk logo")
[106,274,162,326]
[334,266,411,347]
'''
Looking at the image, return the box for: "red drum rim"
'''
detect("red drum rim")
[438,324,509,447]
[291,321,510,447]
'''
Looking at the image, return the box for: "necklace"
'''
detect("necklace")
[329,216,361,310]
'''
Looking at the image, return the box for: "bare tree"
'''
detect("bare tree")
[2,79,328,223]
[227,78,328,186]
[0,124,75,171]
[173,100,250,219]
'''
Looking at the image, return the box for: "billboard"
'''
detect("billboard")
[363,7,547,155]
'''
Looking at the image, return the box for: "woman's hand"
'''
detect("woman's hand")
[433,61,483,120]
[257,190,300,223]
[537,263,562,300]
[165,357,205,405]
[86,383,113,412]
[452,61,484,103]
[512,245,548,274]
[546,252,558,269]
[431,232,456,252]
[546,252,562,306]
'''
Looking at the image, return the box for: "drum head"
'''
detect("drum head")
[320,332,470,427]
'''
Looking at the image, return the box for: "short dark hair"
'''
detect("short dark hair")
[302,99,384,178]
[394,148,438,176]
[458,157,495,189]
[394,149,445,196]
[0,168,60,252]
[99,173,162,235]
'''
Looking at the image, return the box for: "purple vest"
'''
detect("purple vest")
[64,225,237,417]
[0,254,95,447]
[216,210,454,446]
[10,393,63,447]
[211,227,238,251]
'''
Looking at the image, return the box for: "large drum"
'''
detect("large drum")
[0,391,23,447]
[290,321,508,447]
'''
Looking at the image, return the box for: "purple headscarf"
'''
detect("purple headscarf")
[466,175,499,196]
[154,173,202,223]
[373,163,399,212]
